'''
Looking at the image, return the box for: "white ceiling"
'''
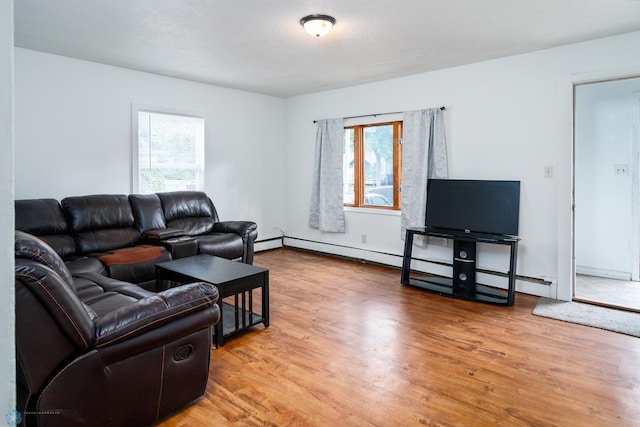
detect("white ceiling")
[13,0,640,98]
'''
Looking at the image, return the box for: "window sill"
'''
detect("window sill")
[344,207,401,217]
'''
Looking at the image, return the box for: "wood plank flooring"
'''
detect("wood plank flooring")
[159,248,640,426]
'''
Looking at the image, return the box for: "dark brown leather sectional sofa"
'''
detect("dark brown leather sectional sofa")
[15,191,258,291]
[13,191,258,426]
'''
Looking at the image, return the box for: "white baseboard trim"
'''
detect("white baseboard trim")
[282,237,554,299]
[576,265,631,281]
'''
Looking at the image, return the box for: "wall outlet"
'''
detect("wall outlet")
[361,234,367,244]
[614,164,628,176]
[544,166,553,178]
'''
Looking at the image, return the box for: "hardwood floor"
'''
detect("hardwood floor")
[159,248,640,426]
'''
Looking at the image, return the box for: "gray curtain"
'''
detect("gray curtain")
[309,118,346,233]
[401,108,448,243]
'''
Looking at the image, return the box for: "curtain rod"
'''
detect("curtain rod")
[313,106,445,123]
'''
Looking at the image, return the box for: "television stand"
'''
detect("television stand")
[401,227,520,306]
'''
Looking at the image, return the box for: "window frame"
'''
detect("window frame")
[344,120,403,210]
[131,103,205,194]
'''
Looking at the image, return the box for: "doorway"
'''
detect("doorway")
[574,77,640,312]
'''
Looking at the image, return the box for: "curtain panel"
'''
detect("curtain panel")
[309,118,346,233]
[401,108,448,243]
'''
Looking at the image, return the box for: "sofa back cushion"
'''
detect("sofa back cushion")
[157,191,219,236]
[15,259,93,397]
[61,194,141,253]
[14,231,94,351]
[16,259,94,350]
[129,193,167,233]
[15,198,76,259]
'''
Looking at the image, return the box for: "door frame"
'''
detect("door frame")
[632,91,640,281]
[571,74,640,298]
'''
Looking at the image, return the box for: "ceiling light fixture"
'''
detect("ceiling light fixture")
[300,14,336,37]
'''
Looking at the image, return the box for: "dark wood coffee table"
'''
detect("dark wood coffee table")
[156,254,269,348]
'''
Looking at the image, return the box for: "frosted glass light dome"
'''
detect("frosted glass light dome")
[300,15,336,37]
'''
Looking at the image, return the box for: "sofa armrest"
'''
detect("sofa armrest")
[94,282,218,348]
[213,221,258,264]
[213,220,258,241]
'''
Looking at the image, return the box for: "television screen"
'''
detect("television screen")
[425,179,521,236]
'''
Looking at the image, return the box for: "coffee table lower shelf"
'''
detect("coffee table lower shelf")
[217,301,266,341]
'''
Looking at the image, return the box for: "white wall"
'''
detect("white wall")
[575,78,640,280]
[14,31,640,303]
[0,0,16,417]
[283,31,640,300]
[14,48,286,245]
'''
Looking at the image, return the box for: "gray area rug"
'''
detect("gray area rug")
[533,297,640,337]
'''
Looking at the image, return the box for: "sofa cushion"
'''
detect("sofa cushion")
[98,245,171,284]
[129,193,167,233]
[165,217,216,236]
[157,191,218,220]
[15,198,69,235]
[15,199,76,259]
[196,233,244,260]
[81,291,139,317]
[73,272,154,302]
[65,256,106,276]
[62,194,141,253]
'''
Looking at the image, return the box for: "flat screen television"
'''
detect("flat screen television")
[425,179,521,236]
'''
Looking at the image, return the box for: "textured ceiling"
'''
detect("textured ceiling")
[13,0,640,97]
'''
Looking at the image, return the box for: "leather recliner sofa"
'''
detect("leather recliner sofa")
[15,191,258,291]
[14,230,221,426]
[156,191,258,264]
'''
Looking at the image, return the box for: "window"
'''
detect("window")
[133,106,205,193]
[343,121,402,209]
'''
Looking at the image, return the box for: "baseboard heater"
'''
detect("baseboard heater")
[281,236,550,286]
[254,235,285,245]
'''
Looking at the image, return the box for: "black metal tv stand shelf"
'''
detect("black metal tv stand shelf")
[401,227,520,306]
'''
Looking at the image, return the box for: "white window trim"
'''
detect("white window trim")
[131,103,206,194]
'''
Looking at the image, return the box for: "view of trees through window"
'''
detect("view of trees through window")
[344,121,402,209]
[136,111,204,193]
